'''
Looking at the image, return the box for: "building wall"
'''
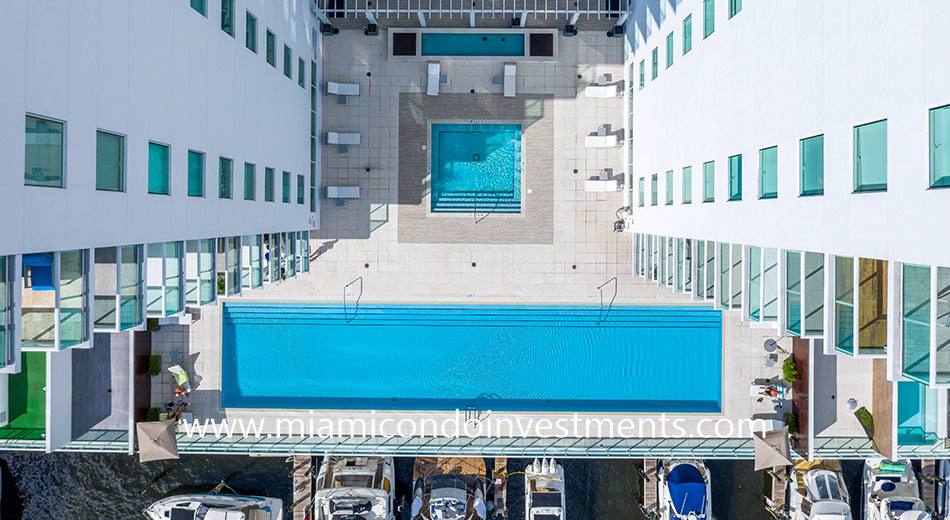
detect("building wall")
[0,0,319,256]
[624,0,950,265]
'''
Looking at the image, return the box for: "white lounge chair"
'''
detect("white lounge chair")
[584,179,619,192]
[427,62,441,96]
[327,81,360,96]
[584,134,619,147]
[325,186,360,199]
[584,84,620,98]
[326,132,360,145]
[503,63,516,97]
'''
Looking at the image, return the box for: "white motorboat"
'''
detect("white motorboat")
[788,460,852,520]
[313,456,396,520]
[862,459,932,520]
[411,457,489,520]
[143,492,282,520]
[524,458,565,520]
[657,460,712,520]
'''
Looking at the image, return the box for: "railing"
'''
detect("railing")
[315,0,626,21]
[343,276,363,323]
[597,276,617,322]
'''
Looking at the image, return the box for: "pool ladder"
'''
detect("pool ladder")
[597,277,617,323]
[344,276,363,323]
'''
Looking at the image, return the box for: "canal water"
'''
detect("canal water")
[0,453,845,519]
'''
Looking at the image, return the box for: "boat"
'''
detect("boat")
[411,457,489,520]
[862,459,932,520]
[142,491,282,520]
[313,456,396,520]
[524,458,565,520]
[787,459,851,520]
[656,460,712,520]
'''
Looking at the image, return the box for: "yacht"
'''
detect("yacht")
[313,456,396,520]
[862,459,932,520]
[411,457,489,520]
[524,458,565,520]
[143,493,282,520]
[788,460,852,520]
[656,460,712,520]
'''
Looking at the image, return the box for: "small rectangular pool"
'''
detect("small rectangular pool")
[421,33,525,57]
[431,123,522,213]
[221,302,723,413]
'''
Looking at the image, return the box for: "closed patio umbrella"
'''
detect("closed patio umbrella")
[753,426,792,471]
[137,420,180,463]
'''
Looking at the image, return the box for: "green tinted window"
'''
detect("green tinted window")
[703,0,715,38]
[758,146,778,199]
[683,15,692,54]
[800,134,824,195]
[96,130,124,192]
[283,45,292,78]
[665,170,673,204]
[298,58,306,89]
[728,0,741,18]
[190,0,206,16]
[188,150,204,197]
[639,60,645,89]
[266,30,276,66]
[282,171,291,202]
[297,174,305,204]
[219,157,232,199]
[24,115,65,188]
[651,174,658,206]
[666,33,674,68]
[929,104,950,187]
[221,0,234,36]
[703,161,715,202]
[245,11,257,52]
[682,166,692,203]
[638,177,645,206]
[728,154,741,201]
[148,142,170,195]
[651,48,658,79]
[244,163,256,200]
[264,167,275,201]
[853,119,887,192]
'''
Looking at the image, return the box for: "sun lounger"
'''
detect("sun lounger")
[325,186,360,199]
[326,81,359,96]
[584,84,620,98]
[427,62,441,96]
[326,132,360,145]
[503,62,516,97]
[584,179,619,192]
[584,134,619,147]
[168,365,193,394]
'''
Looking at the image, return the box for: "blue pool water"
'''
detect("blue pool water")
[221,302,723,413]
[430,123,522,213]
[421,33,526,57]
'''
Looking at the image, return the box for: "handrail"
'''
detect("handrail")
[343,277,363,323]
[597,277,618,322]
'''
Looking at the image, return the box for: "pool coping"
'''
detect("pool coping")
[215,298,727,419]
[388,28,559,62]
[425,119,527,218]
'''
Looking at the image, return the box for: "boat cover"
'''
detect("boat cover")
[667,464,706,516]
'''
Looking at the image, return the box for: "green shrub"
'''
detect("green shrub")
[856,406,874,438]
[782,356,798,383]
[217,276,226,295]
[784,412,798,435]
[146,318,159,332]
[146,407,161,422]
[148,355,161,377]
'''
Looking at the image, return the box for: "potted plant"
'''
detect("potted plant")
[148,355,161,377]
[782,356,798,383]
[146,407,161,422]
[855,406,874,439]
[784,412,798,435]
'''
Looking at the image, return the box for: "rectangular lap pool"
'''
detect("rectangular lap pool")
[421,33,525,57]
[431,123,522,213]
[221,302,723,413]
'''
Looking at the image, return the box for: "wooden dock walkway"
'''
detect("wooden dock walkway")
[920,459,937,511]
[640,459,659,518]
[292,456,315,520]
[764,467,787,518]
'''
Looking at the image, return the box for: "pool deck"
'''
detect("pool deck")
[147,30,812,447]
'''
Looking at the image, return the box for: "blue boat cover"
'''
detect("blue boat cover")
[668,464,706,516]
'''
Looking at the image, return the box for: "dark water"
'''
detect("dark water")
[0,453,835,520]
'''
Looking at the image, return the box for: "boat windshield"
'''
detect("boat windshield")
[428,474,472,492]
[814,473,843,501]
[336,475,375,488]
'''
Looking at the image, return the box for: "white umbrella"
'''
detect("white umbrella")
[753,426,792,471]
[136,420,180,463]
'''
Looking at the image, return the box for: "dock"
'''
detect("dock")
[764,467,787,518]
[639,459,659,518]
[493,457,508,518]
[920,459,937,510]
[292,455,315,520]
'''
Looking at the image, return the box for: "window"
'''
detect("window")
[283,45,292,79]
[651,174,658,206]
[638,177,645,206]
[221,0,234,36]
[282,171,291,202]
[188,150,204,197]
[266,30,276,67]
[190,0,206,16]
[148,142,170,195]
[666,32,674,68]
[800,134,824,195]
[298,58,306,89]
[96,130,125,191]
[703,161,715,202]
[853,119,887,192]
[665,170,673,205]
[728,0,741,18]
[651,48,658,79]
[24,114,65,188]
[727,153,741,201]
[682,14,692,54]
[682,166,692,203]
[264,167,275,201]
[639,60,645,89]
[929,104,950,187]
[703,0,715,38]
[244,162,256,200]
[759,146,778,199]
[219,157,233,199]
[297,174,305,204]
[245,11,257,53]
